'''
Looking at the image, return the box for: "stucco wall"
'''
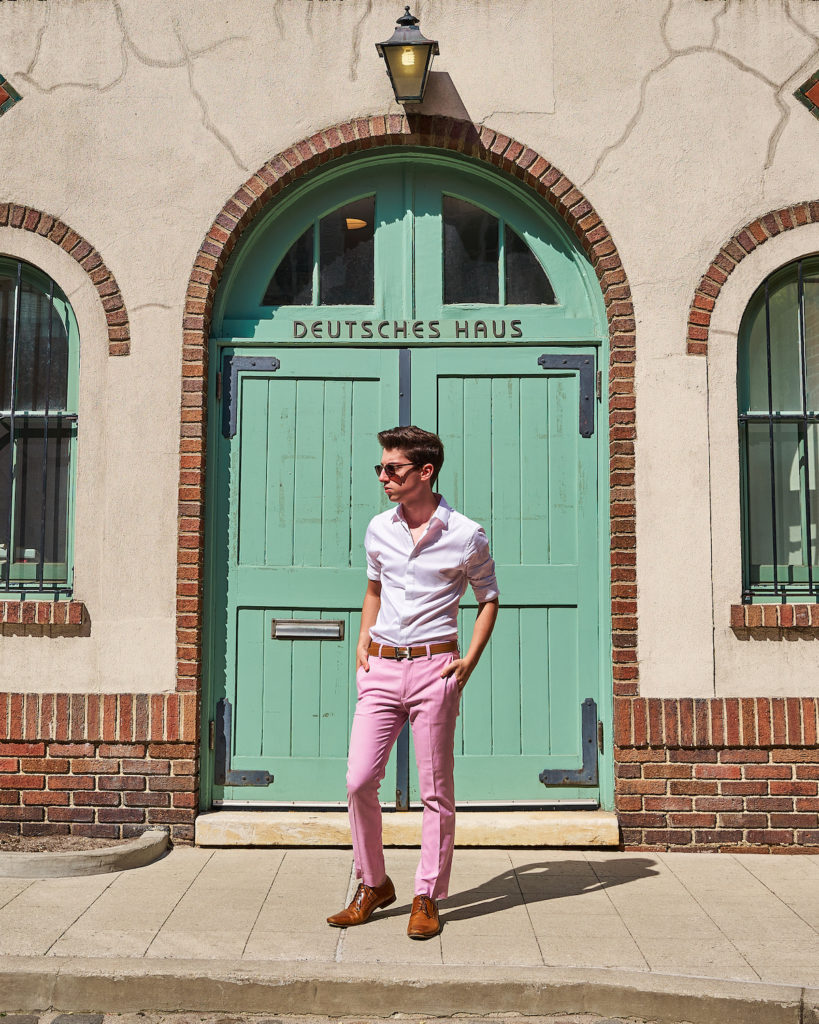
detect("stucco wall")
[0,0,818,696]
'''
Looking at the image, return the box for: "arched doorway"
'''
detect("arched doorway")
[201,150,612,809]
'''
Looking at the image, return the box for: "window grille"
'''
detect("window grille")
[0,258,77,594]
[739,256,819,602]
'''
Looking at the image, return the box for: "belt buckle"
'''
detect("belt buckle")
[394,646,413,661]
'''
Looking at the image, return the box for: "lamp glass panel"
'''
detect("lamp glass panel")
[319,197,375,305]
[384,44,429,100]
[443,196,499,304]
[504,225,556,305]
[262,226,314,306]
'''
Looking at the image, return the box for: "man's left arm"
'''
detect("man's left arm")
[441,526,499,691]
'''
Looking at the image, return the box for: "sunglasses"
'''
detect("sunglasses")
[374,462,418,479]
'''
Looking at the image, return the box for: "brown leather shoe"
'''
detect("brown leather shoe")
[407,894,440,939]
[326,876,396,927]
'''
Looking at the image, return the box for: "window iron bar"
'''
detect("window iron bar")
[0,411,76,420]
[3,261,21,590]
[38,278,55,590]
[739,412,819,422]
[797,259,815,589]
[764,278,782,600]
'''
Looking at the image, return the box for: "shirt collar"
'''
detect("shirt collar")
[392,494,451,528]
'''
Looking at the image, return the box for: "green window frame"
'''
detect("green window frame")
[0,256,79,596]
[739,255,819,603]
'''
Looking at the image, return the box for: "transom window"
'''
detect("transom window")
[0,257,78,593]
[216,154,602,341]
[263,197,376,307]
[739,255,819,601]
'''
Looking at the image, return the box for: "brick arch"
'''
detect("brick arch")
[0,203,130,356]
[177,114,638,712]
[687,201,819,356]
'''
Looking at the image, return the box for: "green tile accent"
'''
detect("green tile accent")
[0,73,22,116]
[795,69,819,120]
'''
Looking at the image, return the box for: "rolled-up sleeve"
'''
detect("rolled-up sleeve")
[364,524,381,582]
[465,527,499,602]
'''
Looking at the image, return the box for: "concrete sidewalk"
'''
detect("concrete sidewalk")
[1,847,819,1023]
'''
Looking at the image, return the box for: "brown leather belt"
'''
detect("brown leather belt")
[368,640,458,661]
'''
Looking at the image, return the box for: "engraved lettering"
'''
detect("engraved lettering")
[327,320,341,339]
[412,320,424,339]
[378,320,390,339]
[474,320,487,339]
[345,320,356,339]
[293,321,308,339]
[511,319,523,338]
[393,320,408,338]
[492,320,506,339]
[428,320,440,339]
[361,320,373,339]
[455,320,469,338]
[311,320,323,338]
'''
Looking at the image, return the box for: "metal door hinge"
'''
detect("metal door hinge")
[539,697,599,787]
[597,720,604,754]
[209,719,215,751]
[215,372,222,401]
[538,354,595,437]
[222,354,281,438]
[596,369,602,401]
[214,698,273,787]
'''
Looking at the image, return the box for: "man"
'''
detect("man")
[327,425,499,939]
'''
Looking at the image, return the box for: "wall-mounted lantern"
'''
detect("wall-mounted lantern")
[376,6,439,104]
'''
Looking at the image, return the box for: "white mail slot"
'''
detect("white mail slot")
[271,618,345,640]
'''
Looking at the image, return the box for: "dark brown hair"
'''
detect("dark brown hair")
[377,425,444,484]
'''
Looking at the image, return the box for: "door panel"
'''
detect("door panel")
[410,347,599,801]
[215,348,398,802]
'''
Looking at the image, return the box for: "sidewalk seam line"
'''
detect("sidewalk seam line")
[42,872,122,956]
[658,852,762,980]
[241,848,286,958]
[0,879,35,913]
[731,850,819,939]
[511,849,545,967]
[584,853,651,972]
[144,849,215,957]
[334,859,357,962]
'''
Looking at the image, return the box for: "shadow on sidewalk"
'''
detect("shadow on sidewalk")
[382,858,660,925]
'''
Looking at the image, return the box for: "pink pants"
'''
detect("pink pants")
[347,650,460,899]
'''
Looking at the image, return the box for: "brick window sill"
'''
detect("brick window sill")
[731,603,819,629]
[0,600,89,635]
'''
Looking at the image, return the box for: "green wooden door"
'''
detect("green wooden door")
[212,347,399,802]
[411,348,599,802]
[204,151,610,809]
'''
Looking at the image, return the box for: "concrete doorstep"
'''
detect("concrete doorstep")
[1,957,818,1024]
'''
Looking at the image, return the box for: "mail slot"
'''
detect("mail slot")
[271,618,345,640]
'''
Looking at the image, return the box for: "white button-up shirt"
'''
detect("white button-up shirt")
[365,496,499,646]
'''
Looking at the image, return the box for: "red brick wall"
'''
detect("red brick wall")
[615,697,819,851]
[0,693,197,842]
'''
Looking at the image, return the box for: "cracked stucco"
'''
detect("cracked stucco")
[582,0,819,191]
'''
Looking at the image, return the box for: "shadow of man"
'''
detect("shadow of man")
[382,857,660,927]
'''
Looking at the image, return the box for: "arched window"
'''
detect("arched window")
[0,257,78,593]
[738,256,819,601]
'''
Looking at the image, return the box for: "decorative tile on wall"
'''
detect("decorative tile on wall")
[0,73,21,116]
[796,70,819,120]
